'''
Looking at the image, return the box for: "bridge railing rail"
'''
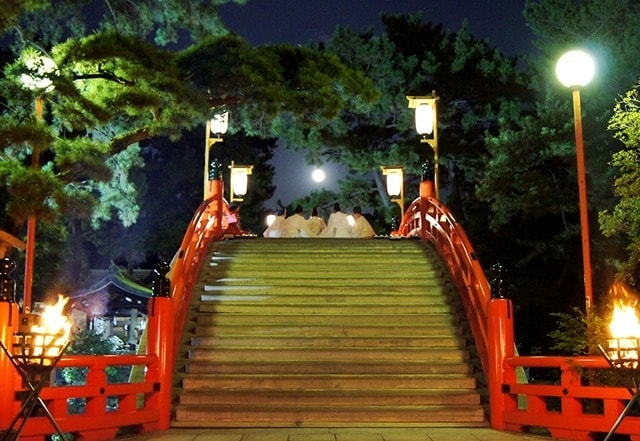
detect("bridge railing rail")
[398,180,640,441]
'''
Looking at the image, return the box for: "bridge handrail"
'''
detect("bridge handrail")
[399,187,491,376]
[169,190,226,352]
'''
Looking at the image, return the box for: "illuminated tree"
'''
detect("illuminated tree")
[0,1,377,293]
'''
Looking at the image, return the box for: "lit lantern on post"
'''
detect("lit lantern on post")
[204,110,229,199]
[556,50,595,312]
[381,166,404,218]
[229,161,254,202]
[407,92,439,199]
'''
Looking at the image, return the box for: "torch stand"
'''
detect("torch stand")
[597,344,640,441]
[0,333,69,441]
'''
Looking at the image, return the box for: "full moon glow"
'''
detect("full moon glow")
[312,168,326,183]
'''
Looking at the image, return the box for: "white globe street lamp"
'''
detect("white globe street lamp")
[556,49,595,311]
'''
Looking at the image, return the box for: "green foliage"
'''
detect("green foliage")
[1,1,380,294]
[61,329,126,386]
[600,84,640,283]
[470,1,640,349]
[3,0,244,47]
[548,307,609,355]
[315,14,528,222]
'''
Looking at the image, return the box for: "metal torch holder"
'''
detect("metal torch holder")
[0,332,70,441]
[598,341,640,441]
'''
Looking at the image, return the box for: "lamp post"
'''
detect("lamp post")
[556,49,595,311]
[20,53,57,314]
[229,161,253,202]
[204,111,229,200]
[407,92,439,198]
[381,166,404,218]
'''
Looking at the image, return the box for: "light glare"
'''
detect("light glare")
[556,50,595,88]
[312,168,326,182]
[415,103,434,136]
[21,53,57,91]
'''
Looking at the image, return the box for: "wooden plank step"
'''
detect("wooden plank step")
[199,275,448,285]
[198,292,452,303]
[181,373,476,390]
[192,313,459,326]
[185,360,473,375]
[189,335,466,348]
[178,388,481,406]
[187,347,470,362]
[174,404,487,424]
[204,263,445,273]
[197,303,455,315]
[192,324,463,337]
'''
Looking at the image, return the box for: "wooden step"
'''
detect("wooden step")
[181,373,477,390]
[193,313,459,326]
[189,335,466,348]
[174,404,486,426]
[187,347,470,362]
[184,360,473,375]
[197,303,455,315]
[193,324,463,337]
[178,388,481,407]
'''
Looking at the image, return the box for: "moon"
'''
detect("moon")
[312,168,326,183]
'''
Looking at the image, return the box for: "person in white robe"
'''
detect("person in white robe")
[263,208,286,238]
[350,206,375,238]
[306,207,326,237]
[320,203,351,237]
[283,205,313,237]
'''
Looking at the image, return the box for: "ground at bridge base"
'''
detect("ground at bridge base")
[116,427,573,441]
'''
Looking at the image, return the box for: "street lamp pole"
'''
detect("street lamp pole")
[229,161,254,203]
[381,166,404,219]
[407,92,439,198]
[556,50,595,311]
[572,87,593,311]
[203,111,228,200]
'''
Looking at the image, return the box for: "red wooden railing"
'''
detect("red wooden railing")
[399,179,640,441]
[169,180,227,353]
[0,297,166,441]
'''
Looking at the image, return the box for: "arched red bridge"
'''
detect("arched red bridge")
[0,178,637,441]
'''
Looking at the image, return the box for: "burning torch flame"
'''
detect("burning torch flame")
[609,301,640,338]
[608,298,640,368]
[31,295,72,360]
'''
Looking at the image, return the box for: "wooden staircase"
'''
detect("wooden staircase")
[172,238,486,427]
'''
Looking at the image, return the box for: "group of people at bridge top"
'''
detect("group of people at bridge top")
[263,203,376,238]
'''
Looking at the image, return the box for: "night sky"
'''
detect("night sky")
[217,0,534,207]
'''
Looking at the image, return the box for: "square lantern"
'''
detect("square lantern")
[229,161,254,202]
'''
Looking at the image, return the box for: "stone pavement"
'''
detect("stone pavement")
[117,427,569,441]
